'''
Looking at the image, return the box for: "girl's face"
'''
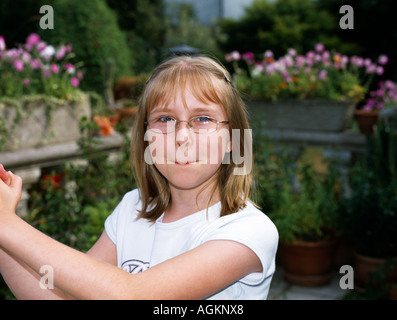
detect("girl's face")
[145,87,231,191]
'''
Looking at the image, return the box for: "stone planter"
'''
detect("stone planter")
[247,99,356,132]
[0,93,91,152]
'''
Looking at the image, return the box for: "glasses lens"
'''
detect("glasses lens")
[150,118,176,133]
[190,117,217,133]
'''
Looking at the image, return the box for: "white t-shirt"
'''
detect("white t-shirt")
[105,189,278,300]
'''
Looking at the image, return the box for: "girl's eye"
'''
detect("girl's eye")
[158,116,175,123]
[193,116,212,123]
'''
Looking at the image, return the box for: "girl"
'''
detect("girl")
[0,55,278,300]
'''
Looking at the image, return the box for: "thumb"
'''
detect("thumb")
[8,172,22,190]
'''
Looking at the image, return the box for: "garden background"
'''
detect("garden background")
[1,0,397,299]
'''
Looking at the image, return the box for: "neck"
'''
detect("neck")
[163,180,220,223]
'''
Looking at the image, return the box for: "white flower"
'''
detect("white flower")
[40,45,55,61]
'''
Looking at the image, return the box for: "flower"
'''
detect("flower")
[14,59,24,71]
[0,36,5,51]
[93,115,114,136]
[42,173,64,190]
[0,33,83,99]
[361,80,397,111]
[50,64,59,74]
[70,77,79,87]
[378,55,388,65]
[226,44,387,103]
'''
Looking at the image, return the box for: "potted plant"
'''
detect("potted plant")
[337,115,397,291]
[268,156,342,286]
[0,33,89,152]
[355,79,397,135]
[226,44,387,132]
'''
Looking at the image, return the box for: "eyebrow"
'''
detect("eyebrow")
[150,106,219,115]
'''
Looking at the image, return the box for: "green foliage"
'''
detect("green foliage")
[106,0,166,74]
[268,157,341,243]
[338,115,397,258]
[27,116,136,251]
[218,0,340,57]
[164,3,225,58]
[40,0,133,94]
[251,119,341,243]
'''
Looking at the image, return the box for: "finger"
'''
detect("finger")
[8,172,22,190]
[0,164,11,186]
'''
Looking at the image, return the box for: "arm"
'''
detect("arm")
[0,173,261,300]
[0,168,118,299]
[0,230,117,300]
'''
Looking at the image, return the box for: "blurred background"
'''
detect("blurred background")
[1,0,397,300]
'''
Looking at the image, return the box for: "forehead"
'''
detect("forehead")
[144,65,228,117]
[150,88,224,115]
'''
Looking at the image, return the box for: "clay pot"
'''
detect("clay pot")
[355,110,379,135]
[353,252,397,292]
[280,239,337,287]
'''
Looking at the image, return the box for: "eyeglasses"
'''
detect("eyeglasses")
[145,116,229,134]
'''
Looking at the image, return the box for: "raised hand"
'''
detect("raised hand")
[0,163,11,186]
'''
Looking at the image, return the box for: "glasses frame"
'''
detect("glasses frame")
[145,116,229,134]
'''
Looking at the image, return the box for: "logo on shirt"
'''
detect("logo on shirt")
[121,259,150,274]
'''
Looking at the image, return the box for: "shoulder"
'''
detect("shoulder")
[206,201,278,248]
[104,188,143,243]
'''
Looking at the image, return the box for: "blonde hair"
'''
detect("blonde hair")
[131,55,253,221]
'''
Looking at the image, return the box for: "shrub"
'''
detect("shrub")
[40,0,133,94]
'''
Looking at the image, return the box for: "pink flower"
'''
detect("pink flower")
[378,55,388,65]
[264,50,274,58]
[65,44,72,54]
[71,77,79,87]
[36,41,46,53]
[65,63,75,73]
[376,66,384,76]
[50,64,59,74]
[55,45,66,60]
[42,69,51,78]
[242,52,255,64]
[23,78,30,87]
[230,51,240,61]
[26,33,40,46]
[0,36,5,51]
[30,58,42,70]
[77,70,83,79]
[318,69,327,80]
[315,43,324,53]
[14,59,24,71]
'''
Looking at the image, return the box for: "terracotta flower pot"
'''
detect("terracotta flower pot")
[353,252,397,292]
[354,110,379,135]
[280,239,337,287]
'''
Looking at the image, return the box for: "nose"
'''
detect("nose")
[175,121,192,146]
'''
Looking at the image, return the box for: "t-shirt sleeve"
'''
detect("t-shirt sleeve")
[202,209,279,285]
[104,189,140,245]
[104,200,122,245]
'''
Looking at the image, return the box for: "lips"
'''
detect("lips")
[175,160,197,165]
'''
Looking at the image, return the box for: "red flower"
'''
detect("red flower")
[94,115,114,136]
[42,173,64,189]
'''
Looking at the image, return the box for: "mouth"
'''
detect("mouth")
[174,160,198,165]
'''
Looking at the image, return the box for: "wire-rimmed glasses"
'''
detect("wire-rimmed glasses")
[145,116,229,134]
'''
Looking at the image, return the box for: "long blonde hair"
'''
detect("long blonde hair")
[131,55,253,221]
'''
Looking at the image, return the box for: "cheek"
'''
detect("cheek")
[198,131,230,164]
